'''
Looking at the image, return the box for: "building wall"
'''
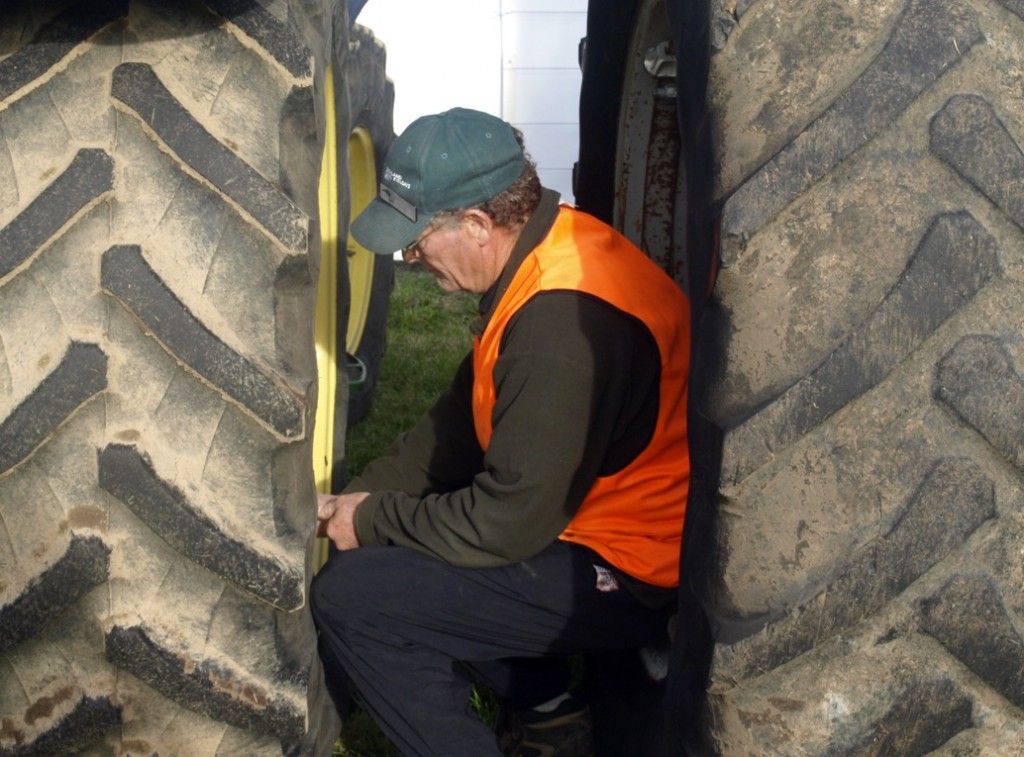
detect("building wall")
[500,0,587,203]
[355,0,587,204]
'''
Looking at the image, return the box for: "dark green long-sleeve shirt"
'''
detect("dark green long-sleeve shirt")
[347,189,663,572]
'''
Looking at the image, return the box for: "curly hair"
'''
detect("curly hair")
[433,127,542,233]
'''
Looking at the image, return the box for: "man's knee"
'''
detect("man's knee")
[310,549,370,630]
[308,562,332,625]
[310,546,420,629]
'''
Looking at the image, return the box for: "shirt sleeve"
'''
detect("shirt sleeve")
[351,291,660,566]
[345,351,483,497]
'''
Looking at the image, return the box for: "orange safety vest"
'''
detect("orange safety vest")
[473,207,691,587]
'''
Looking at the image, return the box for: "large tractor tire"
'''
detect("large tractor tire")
[580,0,1024,753]
[338,24,393,432]
[0,1,368,753]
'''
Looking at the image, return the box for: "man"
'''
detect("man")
[311,107,691,757]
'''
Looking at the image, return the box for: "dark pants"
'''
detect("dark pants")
[310,541,673,757]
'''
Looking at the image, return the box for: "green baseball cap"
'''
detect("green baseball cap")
[351,108,527,255]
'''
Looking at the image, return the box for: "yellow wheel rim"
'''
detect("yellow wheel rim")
[313,67,340,570]
[312,68,381,570]
[347,125,378,353]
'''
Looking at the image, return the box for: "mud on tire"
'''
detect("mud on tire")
[581,0,1024,753]
[0,1,349,753]
[692,0,1024,752]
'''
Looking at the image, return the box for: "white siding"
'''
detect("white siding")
[356,0,587,203]
[500,2,587,202]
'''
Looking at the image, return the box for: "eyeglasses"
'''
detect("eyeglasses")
[401,224,440,261]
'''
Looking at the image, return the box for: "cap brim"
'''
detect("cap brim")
[351,197,433,256]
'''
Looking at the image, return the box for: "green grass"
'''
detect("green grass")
[333,263,479,756]
[344,263,479,479]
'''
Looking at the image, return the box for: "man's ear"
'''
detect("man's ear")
[462,208,493,247]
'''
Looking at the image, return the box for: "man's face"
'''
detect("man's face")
[402,217,490,293]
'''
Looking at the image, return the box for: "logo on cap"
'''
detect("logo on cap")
[383,166,411,189]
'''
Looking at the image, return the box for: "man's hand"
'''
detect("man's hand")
[317,492,369,551]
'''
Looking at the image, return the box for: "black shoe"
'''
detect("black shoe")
[496,697,595,757]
